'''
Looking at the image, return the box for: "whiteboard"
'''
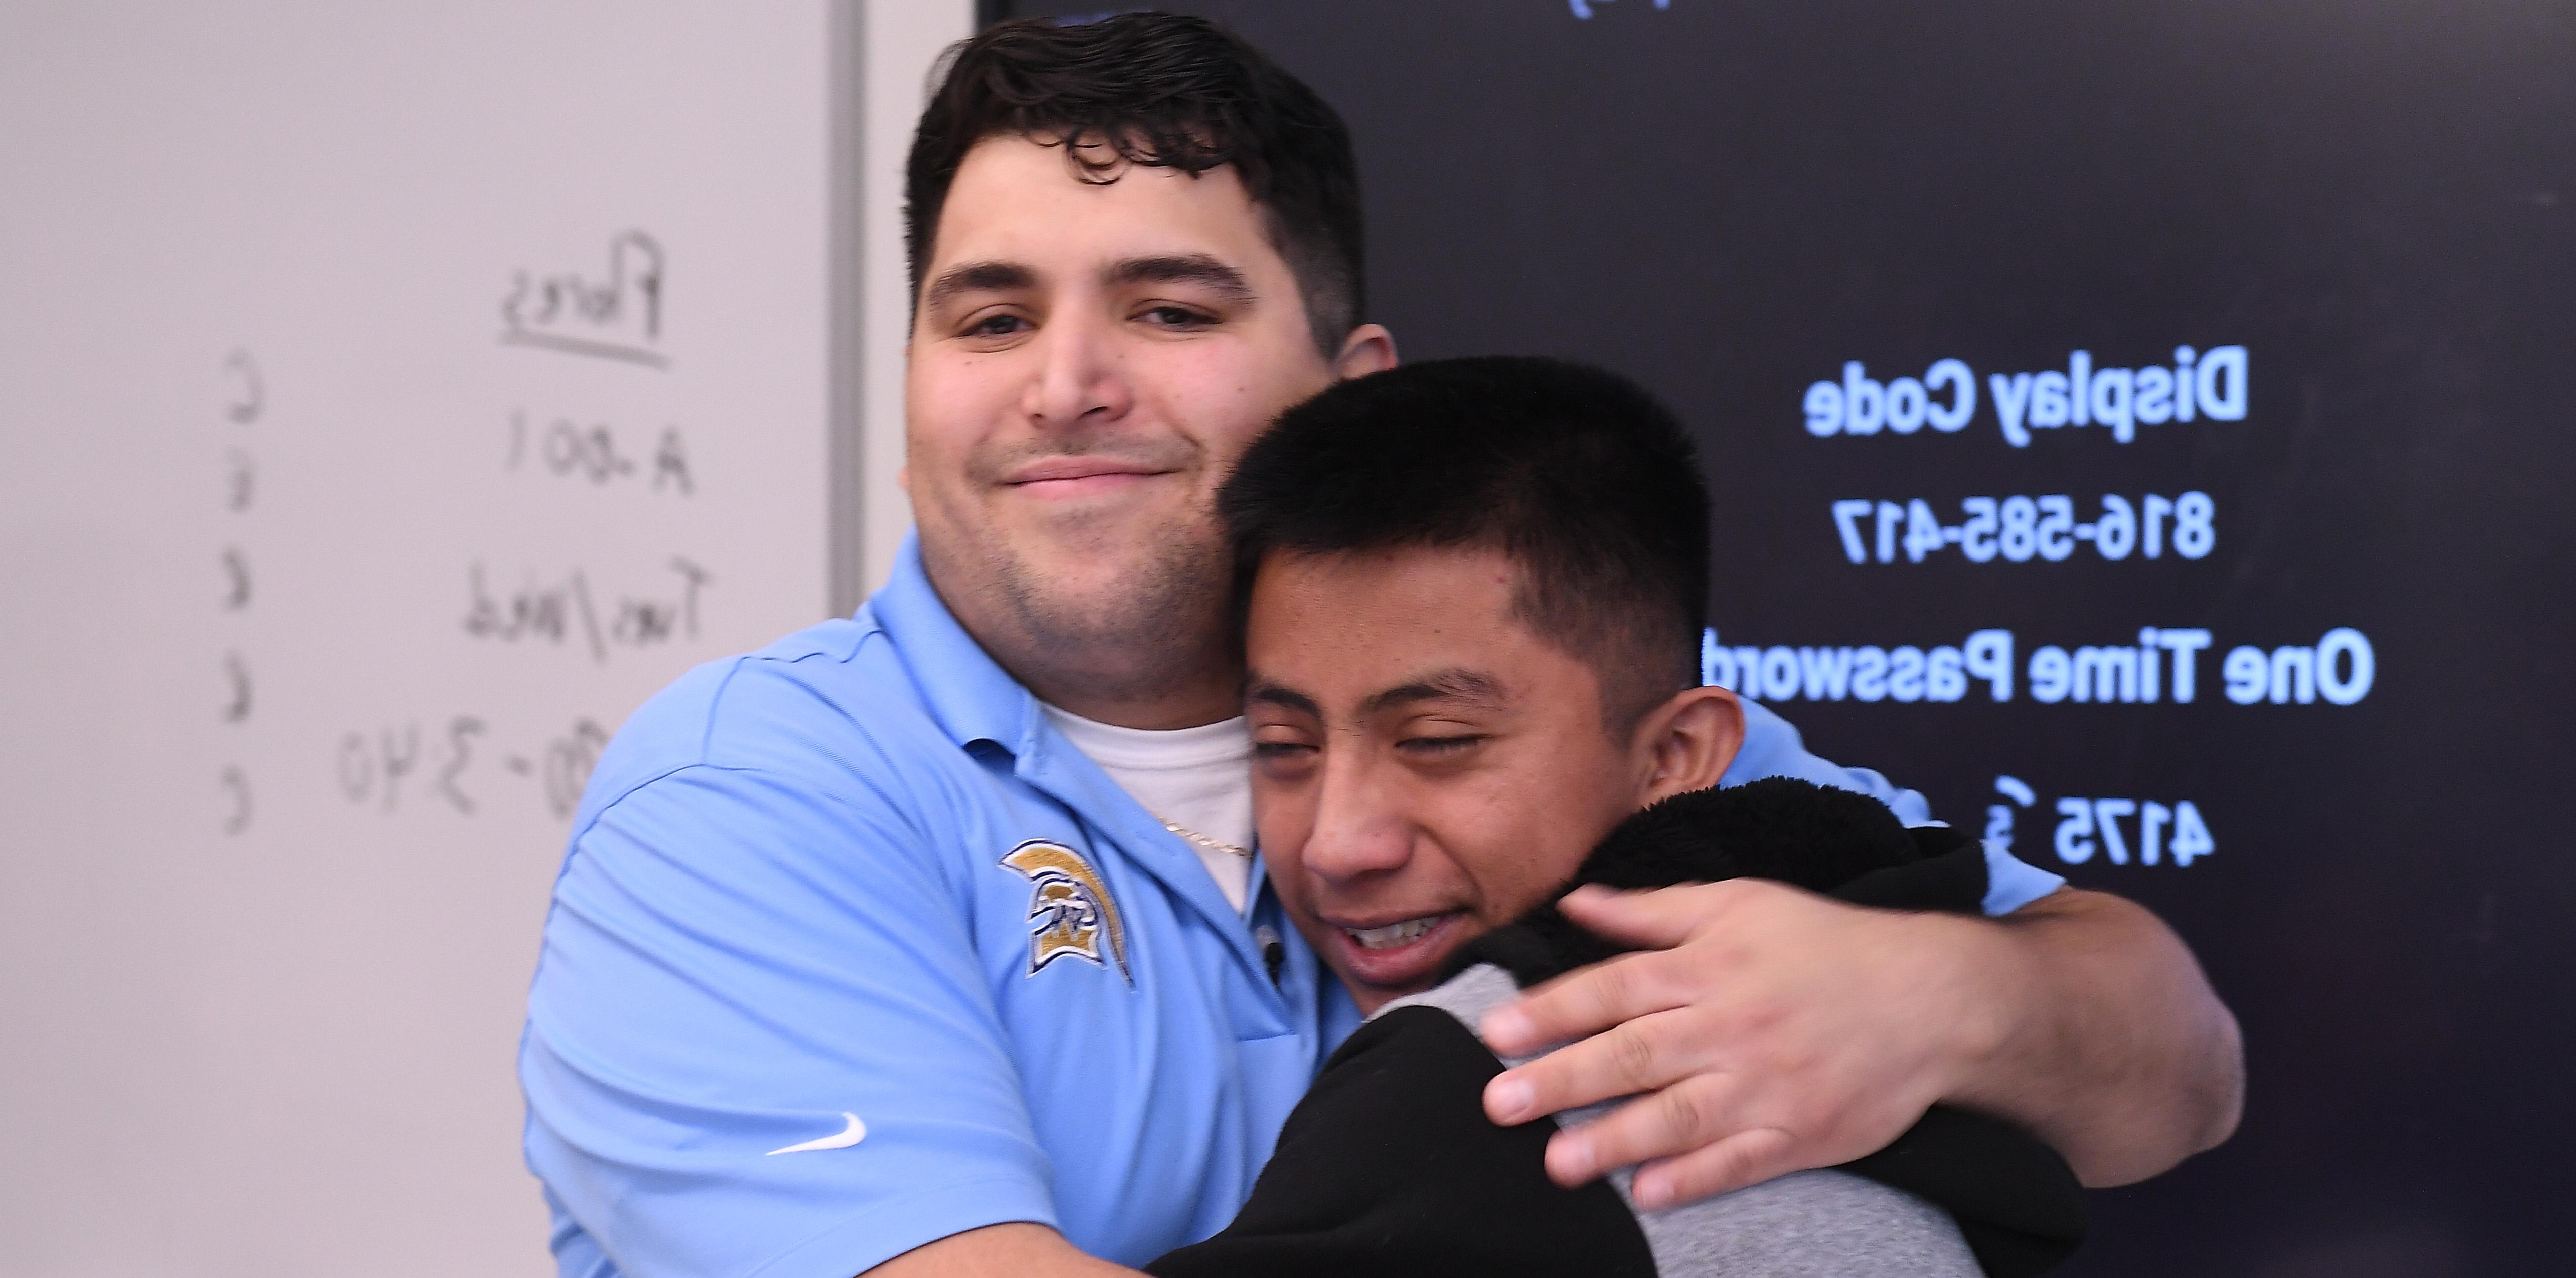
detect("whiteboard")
[0,4,892,1272]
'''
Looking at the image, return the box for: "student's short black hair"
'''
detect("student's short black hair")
[906,13,1365,356]
[1222,357,1711,729]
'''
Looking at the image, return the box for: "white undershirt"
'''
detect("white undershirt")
[1039,704,1257,913]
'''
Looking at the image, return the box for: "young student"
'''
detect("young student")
[1151,357,2087,1276]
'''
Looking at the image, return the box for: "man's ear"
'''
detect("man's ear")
[1333,323,1398,381]
[1631,684,1746,807]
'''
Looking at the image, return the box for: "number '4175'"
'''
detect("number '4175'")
[2054,798,2213,866]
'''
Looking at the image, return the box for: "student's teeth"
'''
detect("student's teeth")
[1347,917,1439,950]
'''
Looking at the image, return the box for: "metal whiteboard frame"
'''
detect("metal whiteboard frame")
[833,0,978,615]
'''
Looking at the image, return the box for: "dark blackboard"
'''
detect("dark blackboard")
[998,3,2574,1273]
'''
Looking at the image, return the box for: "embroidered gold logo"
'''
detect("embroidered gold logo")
[1000,840,1130,980]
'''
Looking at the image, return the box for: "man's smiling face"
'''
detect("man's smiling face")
[903,134,1387,721]
[1245,545,1649,1012]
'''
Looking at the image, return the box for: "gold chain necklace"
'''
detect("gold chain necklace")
[1158,816,1253,860]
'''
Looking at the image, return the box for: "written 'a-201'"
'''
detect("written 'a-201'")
[508,410,695,494]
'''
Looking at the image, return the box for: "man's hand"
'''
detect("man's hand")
[1476,880,1986,1208]
[1477,880,2243,1209]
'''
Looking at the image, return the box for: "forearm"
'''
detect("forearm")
[1944,887,2243,1186]
[869,1222,1143,1278]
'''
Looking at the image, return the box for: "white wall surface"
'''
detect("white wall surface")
[0,2,965,1271]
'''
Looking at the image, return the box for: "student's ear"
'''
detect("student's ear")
[1332,323,1397,381]
[1631,684,1746,807]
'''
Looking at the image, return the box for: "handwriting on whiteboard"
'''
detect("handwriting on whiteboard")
[339,714,609,820]
[217,347,261,835]
[500,230,667,369]
[506,410,695,494]
[461,556,713,663]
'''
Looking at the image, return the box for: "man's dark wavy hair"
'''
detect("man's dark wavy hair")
[905,13,1366,356]
[1221,357,1712,730]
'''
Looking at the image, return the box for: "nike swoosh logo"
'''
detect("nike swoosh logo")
[766,1112,867,1156]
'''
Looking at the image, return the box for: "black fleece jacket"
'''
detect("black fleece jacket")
[1148,777,2086,1277]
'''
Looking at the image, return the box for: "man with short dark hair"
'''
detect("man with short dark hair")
[1151,356,2085,1277]
[520,15,2240,1278]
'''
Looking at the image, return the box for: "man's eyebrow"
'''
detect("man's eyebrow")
[1106,254,1255,305]
[922,260,1036,313]
[1245,679,1321,716]
[1363,669,1508,715]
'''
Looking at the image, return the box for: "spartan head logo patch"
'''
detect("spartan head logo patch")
[1000,840,1131,981]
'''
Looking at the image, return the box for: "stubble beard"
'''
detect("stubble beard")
[957,502,1238,715]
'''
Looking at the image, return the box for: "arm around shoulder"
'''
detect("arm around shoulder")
[868,1224,1142,1278]
[1950,886,2244,1186]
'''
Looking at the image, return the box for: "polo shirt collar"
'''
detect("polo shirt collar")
[867,532,1042,756]
[865,533,1276,946]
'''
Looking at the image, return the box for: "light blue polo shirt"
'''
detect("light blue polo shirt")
[1719,700,2063,918]
[519,535,2062,1278]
